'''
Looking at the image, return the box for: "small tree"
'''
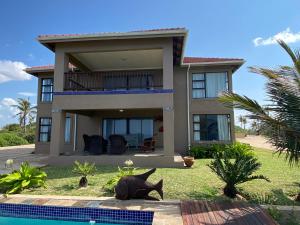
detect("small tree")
[72,161,96,188]
[208,151,270,198]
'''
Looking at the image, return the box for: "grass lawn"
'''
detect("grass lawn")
[23,147,300,205]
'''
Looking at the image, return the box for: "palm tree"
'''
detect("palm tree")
[238,115,244,128]
[219,40,300,165]
[13,98,36,133]
[242,117,247,130]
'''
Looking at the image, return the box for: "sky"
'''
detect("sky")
[0,0,300,128]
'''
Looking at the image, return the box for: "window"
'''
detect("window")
[192,72,228,98]
[102,118,154,145]
[41,78,53,102]
[65,116,71,143]
[39,117,52,142]
[193,114,230,141]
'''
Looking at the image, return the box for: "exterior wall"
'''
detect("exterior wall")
[173,65,236,155]
[35,73,53,154]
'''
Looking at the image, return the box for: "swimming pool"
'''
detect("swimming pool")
[0,203,153,225]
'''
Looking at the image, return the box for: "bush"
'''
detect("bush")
[23,133,35,144]
[0,162,47,194]
[0,133,28,147]
[190,142,254,159]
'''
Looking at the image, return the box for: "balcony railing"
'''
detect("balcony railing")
[64,71,163,91]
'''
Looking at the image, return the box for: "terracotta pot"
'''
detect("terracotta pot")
[183,156,195,168]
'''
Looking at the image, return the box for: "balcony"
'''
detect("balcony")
[64,70,163,91]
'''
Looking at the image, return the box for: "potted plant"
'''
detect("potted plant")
[72,161,96,188]
[183,148,195,168]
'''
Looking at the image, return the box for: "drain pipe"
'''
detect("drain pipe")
[73,114,77,152]
[186,64,191,152]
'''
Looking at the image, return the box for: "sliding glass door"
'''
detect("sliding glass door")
[102,118,154,146]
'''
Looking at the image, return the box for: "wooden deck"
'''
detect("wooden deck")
[181,200,277,225]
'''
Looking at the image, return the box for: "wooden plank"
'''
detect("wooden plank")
[204,201,219,225]
[231,201,260,225]
[181,201,194,225]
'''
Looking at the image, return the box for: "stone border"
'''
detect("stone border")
[0,194,183,225]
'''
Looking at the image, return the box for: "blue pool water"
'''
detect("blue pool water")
[0,203,153,225]
[0,216,127,225]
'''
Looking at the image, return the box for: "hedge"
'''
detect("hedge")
[0,133,28,147]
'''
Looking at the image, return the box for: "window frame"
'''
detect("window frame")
[38,117,52,142]
[192,72,229,99]
[192,114,231,142]
[40,78,53,102]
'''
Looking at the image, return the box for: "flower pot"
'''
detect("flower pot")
[183,156,195,168]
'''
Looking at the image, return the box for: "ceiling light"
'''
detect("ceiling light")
[119,109,124,112]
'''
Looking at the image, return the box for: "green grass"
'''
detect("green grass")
[23,148,300,205]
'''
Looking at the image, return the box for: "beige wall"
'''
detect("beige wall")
[34,37,237,158]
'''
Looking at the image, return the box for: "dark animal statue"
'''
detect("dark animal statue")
[115,168,163,201]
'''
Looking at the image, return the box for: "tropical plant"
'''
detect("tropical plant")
[13,98,36,133]
[103,160,136,192]
[0,133,28,147]
[0,162,47,194]
[219,40,300,165]
[72,161,96,188]
[208,151,270,198]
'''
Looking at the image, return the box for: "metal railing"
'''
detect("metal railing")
[64,71,163,91]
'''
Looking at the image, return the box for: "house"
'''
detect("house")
[25,28,244,167]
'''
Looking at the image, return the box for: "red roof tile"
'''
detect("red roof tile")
[183,57,243,64]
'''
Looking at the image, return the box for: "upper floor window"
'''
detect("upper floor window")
[41,78,53,102]
[39,117,52,142]
[192,72,228,98]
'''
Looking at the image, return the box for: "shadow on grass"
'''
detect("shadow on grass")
[243,188,299,206]
[185,187,222,200]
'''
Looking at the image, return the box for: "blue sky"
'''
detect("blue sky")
[0,0,300,127]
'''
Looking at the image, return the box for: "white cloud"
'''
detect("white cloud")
[253,28,300,46]
[18,92,36,97]
[0,98,18,116]
[0,60,31,83]
[1,98,17,107]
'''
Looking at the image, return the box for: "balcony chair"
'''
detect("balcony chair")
[139,137,155,152]
[108,135,128,154]
[83,134,108,155]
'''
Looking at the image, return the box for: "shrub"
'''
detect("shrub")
[190,142,254,159]
[0,133,28,147]
[0,162,47,194]
[23,133,35,144]
[208,151,270,198]
[103,160,135,193]
[72,161,96,188]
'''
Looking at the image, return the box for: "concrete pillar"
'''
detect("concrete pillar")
[54,51,69,92]
[163,39,173,89]
[163,108,174,156]
[50,110,66,156]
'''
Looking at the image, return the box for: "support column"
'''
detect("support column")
[54,51,69,92]
[163,39,173,89]
[50,110,66,156]
[163,108,174,156]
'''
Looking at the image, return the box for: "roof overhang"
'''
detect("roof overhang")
[182,59,245,72]
[38,28,188,50]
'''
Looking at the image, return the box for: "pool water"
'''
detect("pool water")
[0,216,128,225]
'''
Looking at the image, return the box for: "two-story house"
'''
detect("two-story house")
[25,28,244,167]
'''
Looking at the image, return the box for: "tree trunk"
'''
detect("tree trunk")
[79,176,88,188]
[223,184,237,198]
[296,192,300,201]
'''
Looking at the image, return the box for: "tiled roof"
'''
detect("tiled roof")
[38,28,187,39]
[183,57,244,64]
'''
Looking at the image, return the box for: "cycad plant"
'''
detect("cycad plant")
[220,40,300,165]
[208,152,270,198]
[72,161,96,188]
